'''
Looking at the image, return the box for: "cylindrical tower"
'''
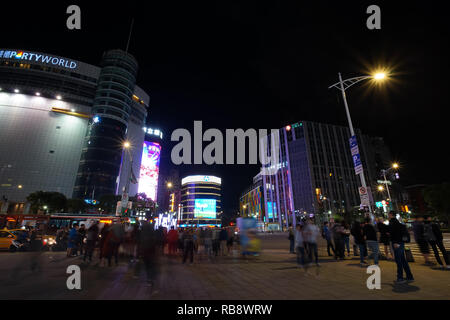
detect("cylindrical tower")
[73,49,139,199]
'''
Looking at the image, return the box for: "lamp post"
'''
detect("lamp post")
[329,71,387,219]
[120,141,133,216]
[381,162,399,211]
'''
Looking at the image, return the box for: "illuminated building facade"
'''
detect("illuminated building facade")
[0,49,149,213]
[257,121,387,229]
[179,175,222,227]
[136,128,163,202]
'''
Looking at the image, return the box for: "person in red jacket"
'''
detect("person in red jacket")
[167,226,179,256]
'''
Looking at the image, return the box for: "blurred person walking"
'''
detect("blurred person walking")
[351,221,368,266]
[424,216,450,269]
[67,223,79,257]
[363,218,380,265]
[377,217,393,260]
[84,221,99,263]
[342,222,351,257]
[411,215,432,265]
[219,227,228,256]
[304,219,320,266]
[295,224,306,268]
[182,228,195,264]
[204,227,213,259]
[135,221,160,288]
[77,224,86,256]
[227,227,234,255]
[332,219,346,260]
[212,228,221,257]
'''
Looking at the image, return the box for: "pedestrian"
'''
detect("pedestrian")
[363,217,380,265]
[135,221,160,288]
[98,224,110,264]
[424,216,450,269]
[177,229,184,254]
[376,217,393,260]
[212,227,221,257]
[77,224,86,256]
[167,226,179,256]
[84,221,99,262]
[304,218,320,266]
[294,224,306,268]
[351,221,368,266]
[288,223,295,254]
[342,222,351,256]
[388,211,414,284]
[322,222,335,257]
[182,228,195,264]
[227,228,234,255]
[219,227,228,256]
[204,227,213,259]
[332,219,346,260]
[411,215,432,265]
[103,223,124,267]
[67,223,79,257]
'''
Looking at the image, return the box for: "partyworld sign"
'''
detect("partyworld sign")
[0,49,78,69]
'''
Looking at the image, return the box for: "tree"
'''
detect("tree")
[97,194,121,214]
[423,183,450,227]
[66,198,87,213]
[26,191,67,214]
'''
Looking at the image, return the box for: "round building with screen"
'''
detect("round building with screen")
[179,175,222,227]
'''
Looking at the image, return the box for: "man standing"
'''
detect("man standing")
[363,218,380,265]
[322,222,335,257]
[388,211,414,284]
[167,226,179,256]
[219,227,228,256]
[377,217,393,260]
[77,224,86,256]
[288,223,295,254]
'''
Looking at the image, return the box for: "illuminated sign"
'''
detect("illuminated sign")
[0,49,78,69]
[181,175,221,185]
[267,202,277,219]
[194,199,217,219]
[138,141,161,201]
[143,127,163,139]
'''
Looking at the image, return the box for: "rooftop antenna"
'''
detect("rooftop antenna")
[125,18,134,53]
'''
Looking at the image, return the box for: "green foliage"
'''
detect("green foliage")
[66,198,87,213]
[26,191,67,214]
[423,183,450,225]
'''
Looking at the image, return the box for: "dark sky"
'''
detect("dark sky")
[2,1,449,214]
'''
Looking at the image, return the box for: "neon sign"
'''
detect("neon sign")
[0,49,78,69]
[138,141,161,201]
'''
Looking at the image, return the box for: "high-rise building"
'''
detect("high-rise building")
[179,175,222,227]
[0,48,149,213]
[255,120,391,229]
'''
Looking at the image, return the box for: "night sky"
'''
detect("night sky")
[2,1,448,214]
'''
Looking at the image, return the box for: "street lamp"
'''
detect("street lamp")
[329,71,388,219]
[167,182,173,189]
[381,163,399,210]
[119,141,133,216]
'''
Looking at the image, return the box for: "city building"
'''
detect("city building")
[179,175,222,227]
[0,48,149,213]
[254,120,393,229]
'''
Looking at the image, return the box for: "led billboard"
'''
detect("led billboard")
[138,141,161,201]
[267,202,277,219]
[194,199,216,219]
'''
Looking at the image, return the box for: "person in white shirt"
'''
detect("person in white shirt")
[304,219,320,266]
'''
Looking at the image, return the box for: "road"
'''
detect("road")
[0,233,449,299]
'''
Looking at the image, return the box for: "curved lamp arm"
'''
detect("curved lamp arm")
[328,75,372,91]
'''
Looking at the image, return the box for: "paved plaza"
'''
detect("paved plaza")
[0,233,449,300]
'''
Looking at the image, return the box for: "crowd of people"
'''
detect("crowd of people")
[289,211,449,284]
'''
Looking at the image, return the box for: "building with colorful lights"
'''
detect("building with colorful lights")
[179,175,222,227]
[0,49,149,214]
[252,120,392,230]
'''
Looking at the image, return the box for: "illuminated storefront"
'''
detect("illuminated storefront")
[138,141,161,201]
[179,175,222,227]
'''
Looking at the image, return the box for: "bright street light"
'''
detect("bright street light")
[392,163,399,169]
[123,141,131,149]
[377,185,384,191]
[167,182,173,188]
[373,72,386,80]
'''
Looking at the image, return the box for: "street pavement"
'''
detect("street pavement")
[0,233,448,300]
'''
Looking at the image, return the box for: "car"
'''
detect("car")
[0,228,29,252]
